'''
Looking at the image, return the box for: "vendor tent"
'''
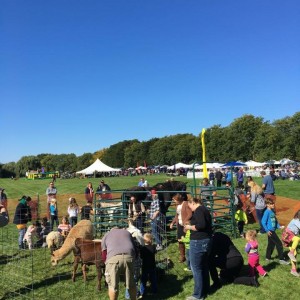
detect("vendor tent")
[76,159,121,175]
[167,162,191,169]
[245,160,264,168]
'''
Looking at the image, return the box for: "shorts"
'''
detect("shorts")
[105,254,135,292]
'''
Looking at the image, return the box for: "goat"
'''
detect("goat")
[72,238,104,291]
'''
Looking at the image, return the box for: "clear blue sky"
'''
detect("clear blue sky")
[1,0,299,163]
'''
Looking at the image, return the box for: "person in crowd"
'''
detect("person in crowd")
[84,182,94,204]
[128,195,145,233]
[248,181,266,234]
[261,171,275,200]
[67,197,79,227]
[225,169,232,184]
[179,221,192,272]
[80,201,94,220]
[101,226,138,300]
[245,176,253,194]
[46,182,57,220]
[284,210,300,276]
[208,170,215,186]
[237,168,244,188]
[235,203,248,238]
[261,198,289,265]
[209,231,258,292]
[245,230,267,277]
[139,233,157,298]
[13,195,32,250]
[49,198,59,231]
[170,193,192,263]
[0,203,9,227]
[149,190,163,251]
[35,217,51,248]
[185,197,212,300]
[215,169,223,187]
[138,178,145,187]
[0,187,8,209]
[57,216,71,237]
[96,180,112,200]
[200,178,217,207]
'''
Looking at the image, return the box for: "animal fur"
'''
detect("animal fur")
[46,231,64,254]
[72,238,104,291]
[126,219,144,246]
[51,220,94,265]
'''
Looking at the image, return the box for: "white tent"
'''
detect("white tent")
[245,160,264,168]
[192,163,224,170]
[76,159,121,175]
[167,162,191,169]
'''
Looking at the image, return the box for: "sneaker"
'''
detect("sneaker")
[279,259,290,265]
[186,296,204,300]
[290,270,300,277]
[138,295,143,299]
[288,252,297,262]
[265,258,271,262]
[262,272,267,277]
[184,267,192,272]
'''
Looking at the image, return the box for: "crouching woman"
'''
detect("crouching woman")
[184,198,213,300]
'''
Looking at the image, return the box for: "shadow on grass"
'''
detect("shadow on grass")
[0,252,30,265]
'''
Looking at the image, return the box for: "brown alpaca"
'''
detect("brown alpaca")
[51,220,94,265]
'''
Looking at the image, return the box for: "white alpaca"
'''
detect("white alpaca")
[46,231,64,252]
[126,219,144,246]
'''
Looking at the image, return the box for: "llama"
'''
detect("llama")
[46,231,64,254]
[72,238,104,291]
[51,219,94,265]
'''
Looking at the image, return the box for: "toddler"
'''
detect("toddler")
[235,203,248,237]
[23,221,39,249]
[179,222,192,272]
[49,198,59,231]
[245,230,267,277]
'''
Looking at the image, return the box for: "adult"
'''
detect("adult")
[0,187,8,209]
[170,193,192,263]
[84,182,94,204]
[208,170,215,186]
[215,169,223,187]
[261,171,275,200]
[96,180,112,200]
[225,169,232,184]
[128,195,145,232]
[248,181,266,234]
[149,190,163,251]
[0,203,9,227]
[101,227,137,300]
[185,197,213,300]
[46,182,57,220]
[209,232,258,291]
[237,168,244,188]
[244,176,253,194]
[138,178,145,187]
[13,195,32,249]
[200,178,217,206]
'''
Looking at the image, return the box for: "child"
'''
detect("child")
[235,203,248,237]
[179,222,192,272]
[245,230,267,277]
[261,198,289,264]
[285,210,300,276]
[57,216,71,238]
[80,202,94,220]
[23,221,39,249]
[36,217,51,248]
[49,198,59,231]
[139,233,157,298]
[68,197,79,227]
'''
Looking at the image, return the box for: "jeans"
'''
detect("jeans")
[151,219,162,245]
[266,231,284,260]
[186,248,191,269]
[255,209,266,233]
[189,238,211,299]
[18,227,26,247]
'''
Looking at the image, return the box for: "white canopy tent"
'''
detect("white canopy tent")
[192,162,224,170]
[167,162,191,170]
[76,159,121,175]
[245,160,264,168]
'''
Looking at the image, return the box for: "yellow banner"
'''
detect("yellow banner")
[201,128,208,178]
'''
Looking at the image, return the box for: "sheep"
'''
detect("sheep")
[46,231,64,254]
[51,219,94,265]
[72,238,104,291]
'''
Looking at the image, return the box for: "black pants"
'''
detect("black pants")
[266,231,284,260]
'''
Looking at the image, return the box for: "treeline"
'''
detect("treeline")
[1,113,299,178]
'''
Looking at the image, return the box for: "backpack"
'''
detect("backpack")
[281,228,295,247]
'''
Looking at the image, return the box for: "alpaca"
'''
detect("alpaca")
[46,231,64,254]
[126,218,144,246]
[51,219,94,265]
[72,238,104,290]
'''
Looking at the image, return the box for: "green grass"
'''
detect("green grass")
[0,175,300,299]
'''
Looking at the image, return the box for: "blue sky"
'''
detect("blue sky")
[1,0,299,163]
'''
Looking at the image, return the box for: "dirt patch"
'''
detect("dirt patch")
[275,196,300,225]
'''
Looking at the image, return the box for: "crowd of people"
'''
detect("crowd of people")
[1,170,299,300]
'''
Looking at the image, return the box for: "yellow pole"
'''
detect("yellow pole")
[201,128,208,178]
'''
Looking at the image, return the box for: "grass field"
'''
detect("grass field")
[0,175,299,300]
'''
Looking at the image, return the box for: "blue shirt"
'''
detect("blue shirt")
[262,174,275,194]
[262,209,280,232]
